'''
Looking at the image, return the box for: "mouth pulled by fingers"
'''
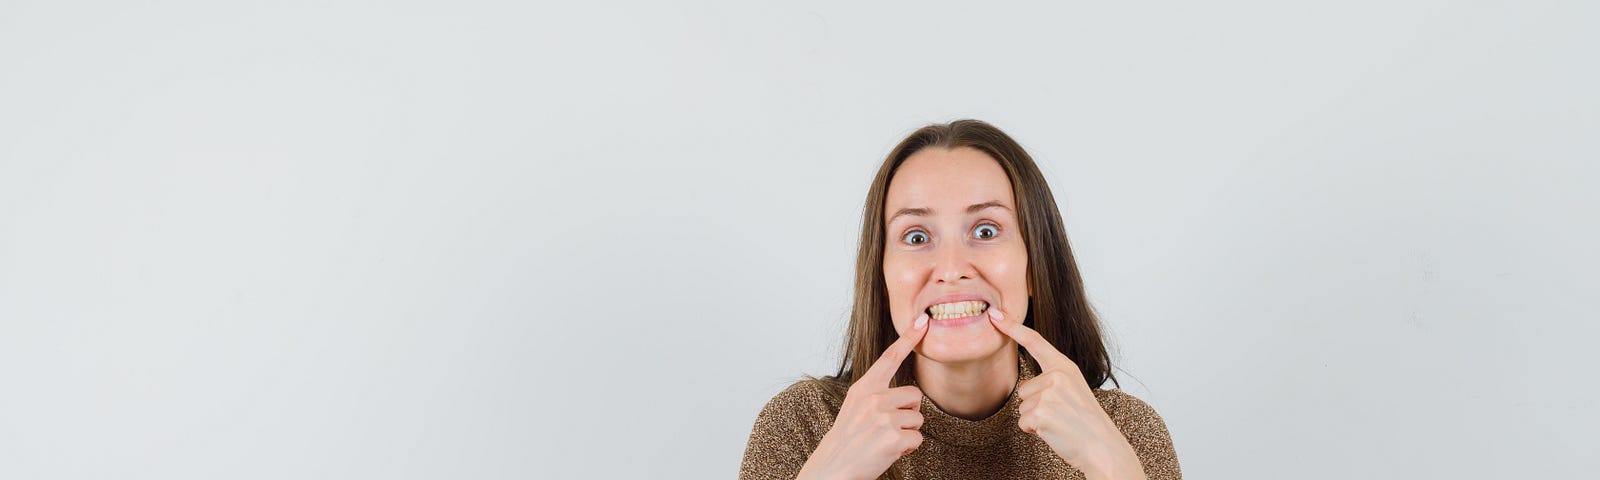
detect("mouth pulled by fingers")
[925,300,990,321]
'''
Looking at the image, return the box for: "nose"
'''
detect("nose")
[932,239,976,284]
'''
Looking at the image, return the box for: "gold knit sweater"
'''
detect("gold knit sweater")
[739,351,1181,479]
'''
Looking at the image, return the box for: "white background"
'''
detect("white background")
[2,1,1596,478]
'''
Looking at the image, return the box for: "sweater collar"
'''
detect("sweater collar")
[912,349,1037,447]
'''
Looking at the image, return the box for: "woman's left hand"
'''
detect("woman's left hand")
[988,308,1147,480]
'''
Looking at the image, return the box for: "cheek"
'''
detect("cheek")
[981,246,1030,303]
[881,256,924,326]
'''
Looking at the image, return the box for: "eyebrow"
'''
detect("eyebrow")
[887,200,1011,225]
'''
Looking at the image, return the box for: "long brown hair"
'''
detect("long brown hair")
[824,119,1117,392]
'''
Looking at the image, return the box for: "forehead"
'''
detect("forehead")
[885,147,1015,215]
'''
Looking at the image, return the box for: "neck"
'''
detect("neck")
[913,343,1020,420]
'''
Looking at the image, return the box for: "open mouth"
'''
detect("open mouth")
[925,300,990,321]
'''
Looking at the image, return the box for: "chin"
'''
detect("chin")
[916,322,1008,364]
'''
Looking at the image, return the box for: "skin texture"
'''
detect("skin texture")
[798,147,1147,479]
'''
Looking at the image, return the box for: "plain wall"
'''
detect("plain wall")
[2,1,1596,478]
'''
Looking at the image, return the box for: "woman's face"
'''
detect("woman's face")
[883,147,1030,364]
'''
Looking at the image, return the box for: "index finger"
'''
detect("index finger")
[859,313,929,388]
[987,308,1072,372]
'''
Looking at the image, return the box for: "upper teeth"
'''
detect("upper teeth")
[928,300,988,320]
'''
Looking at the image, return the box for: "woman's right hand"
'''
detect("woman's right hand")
[798,313,930,480]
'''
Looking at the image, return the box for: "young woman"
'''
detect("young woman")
[740,120,1180,480]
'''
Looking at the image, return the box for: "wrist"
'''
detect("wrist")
[1079,442,1145,480]
[795,464,821,480]
[795,460,828,480]
[797,459,858,480]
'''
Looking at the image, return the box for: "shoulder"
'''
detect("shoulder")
[747,377,849,445]
[1093,389,1164,422]
[1092,389,1173,440]
[755,377,846,426]
[1092,389,1183,479]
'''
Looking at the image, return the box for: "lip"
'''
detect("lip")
[930,312,988,328]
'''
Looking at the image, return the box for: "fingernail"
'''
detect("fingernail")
[914,313,928,329]
[988,308,1005,322]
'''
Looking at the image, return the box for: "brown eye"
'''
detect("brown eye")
[973,224,998,240]
[903,230,929,245]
